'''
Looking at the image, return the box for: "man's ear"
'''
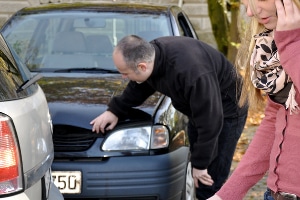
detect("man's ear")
[137,63,147,72]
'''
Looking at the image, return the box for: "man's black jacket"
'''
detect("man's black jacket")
[108,36,247,170]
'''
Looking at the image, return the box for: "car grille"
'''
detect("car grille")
[53,125,97,151]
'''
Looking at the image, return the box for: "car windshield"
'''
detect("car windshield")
[2,11,172,72]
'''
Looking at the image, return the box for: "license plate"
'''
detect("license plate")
[52,171,81,194]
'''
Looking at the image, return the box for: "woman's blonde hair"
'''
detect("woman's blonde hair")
[236,0,300,110]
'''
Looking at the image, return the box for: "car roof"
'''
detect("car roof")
[17,2,175,14]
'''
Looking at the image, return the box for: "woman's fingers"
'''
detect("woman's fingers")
[276,0,300,31]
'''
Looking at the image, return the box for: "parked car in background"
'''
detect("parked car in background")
[1,2,198,199]
[0,33,63,199]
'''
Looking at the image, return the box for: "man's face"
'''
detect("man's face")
[113,49,150,83]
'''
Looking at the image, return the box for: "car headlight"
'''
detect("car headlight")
[102,125,169,151]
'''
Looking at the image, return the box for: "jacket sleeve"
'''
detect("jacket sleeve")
[108,81,155,117]
[187,72,223,169]
[217,98,278,200]
[275,28,300,91]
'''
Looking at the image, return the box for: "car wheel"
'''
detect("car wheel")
[183,161,196,200]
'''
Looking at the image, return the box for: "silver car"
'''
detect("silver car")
[0,33,63,200]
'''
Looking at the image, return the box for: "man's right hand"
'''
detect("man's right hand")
[90,111,118,133]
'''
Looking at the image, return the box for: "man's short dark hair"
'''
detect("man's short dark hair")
[116,35,155,71]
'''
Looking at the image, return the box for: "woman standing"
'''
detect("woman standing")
[208,0,300,199]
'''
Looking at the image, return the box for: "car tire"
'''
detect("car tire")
[183,161,196,200]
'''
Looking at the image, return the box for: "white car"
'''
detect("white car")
[0,34,63,200]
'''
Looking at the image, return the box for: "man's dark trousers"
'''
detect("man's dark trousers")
[188,113,247,200]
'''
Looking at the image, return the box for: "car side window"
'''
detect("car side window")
[177,12,198,39]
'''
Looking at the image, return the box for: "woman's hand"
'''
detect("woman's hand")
[207,194,222,200]
[275,0,300,31]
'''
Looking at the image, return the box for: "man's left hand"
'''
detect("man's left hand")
[192,168,214,187]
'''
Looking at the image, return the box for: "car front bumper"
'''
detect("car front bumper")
[52,147,189,200]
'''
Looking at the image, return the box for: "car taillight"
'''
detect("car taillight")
[0,114,23,195]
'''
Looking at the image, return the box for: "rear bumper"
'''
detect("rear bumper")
[52,147,189,200]
[2,181,63,200]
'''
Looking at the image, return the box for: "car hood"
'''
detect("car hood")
[37,73,162,129]
[38,73,126,105]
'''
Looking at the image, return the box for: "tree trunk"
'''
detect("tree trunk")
[207,0,241,64]
[227,1,240,64]
[207,0,229,57]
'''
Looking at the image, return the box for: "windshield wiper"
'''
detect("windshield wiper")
[53,67,119,73]
[17,73,43,93]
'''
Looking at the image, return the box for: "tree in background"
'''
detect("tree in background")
[207,0,241,64]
